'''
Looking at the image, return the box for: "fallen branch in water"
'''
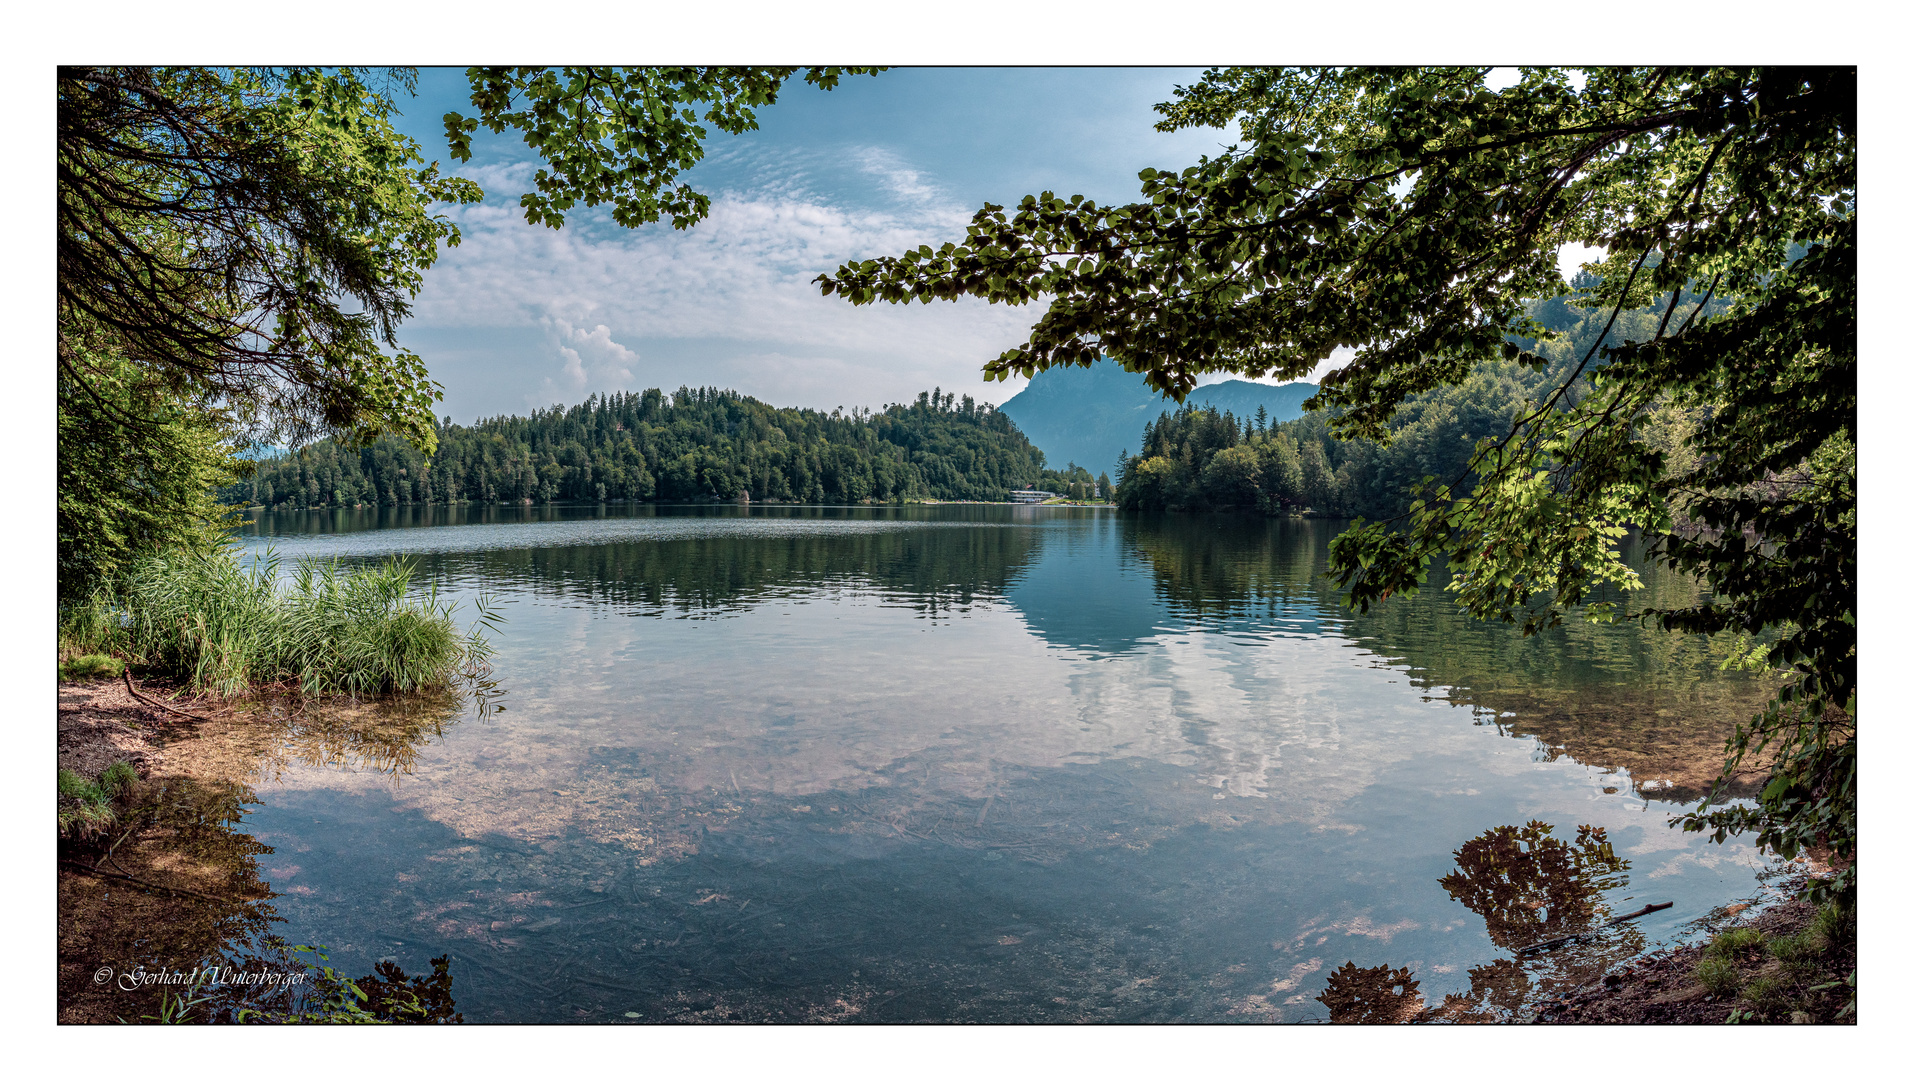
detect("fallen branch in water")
[59,859,238,906]
[123,671,213,723]
[1518,901,1674,956]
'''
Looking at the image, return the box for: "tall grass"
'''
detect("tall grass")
[63,549,500,698]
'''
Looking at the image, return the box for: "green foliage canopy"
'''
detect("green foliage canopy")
[446,67,879,230]
[1113,279,1708,520]
[57,326,242,604]
[58,67,481,453]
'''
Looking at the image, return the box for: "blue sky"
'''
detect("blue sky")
[388,68,1244,422]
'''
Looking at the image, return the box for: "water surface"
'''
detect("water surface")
[202,504,1777,1022]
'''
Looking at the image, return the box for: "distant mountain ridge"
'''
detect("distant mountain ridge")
[1000,364,1318,476]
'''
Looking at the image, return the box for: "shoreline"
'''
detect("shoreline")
[1531,867,1854,1024]
[233,498,1117,511]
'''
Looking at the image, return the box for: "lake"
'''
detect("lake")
[202,503,1779,1022]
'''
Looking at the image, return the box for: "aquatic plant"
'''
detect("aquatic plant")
[237,947,460,1025]
[66,549,501,698]
[131,970,216,1024]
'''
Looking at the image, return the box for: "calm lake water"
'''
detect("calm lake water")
[213,503,1779,1023]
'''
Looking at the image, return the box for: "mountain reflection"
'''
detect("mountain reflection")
[220,506,1774,1023]
[1005,516,1166,654]
[247,507,1771,804]
[246,507,1772,807]
[1321,821,1644,1024]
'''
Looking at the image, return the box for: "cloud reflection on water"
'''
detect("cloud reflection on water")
[217,505,1776,1021]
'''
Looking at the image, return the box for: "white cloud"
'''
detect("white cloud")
[413,135,1412,417]
[539,320,640,403]
[412,153,1047,415]
[455,159,539,197]
[1225,345,1359,387]
[853,146,960,217]
[420,190,1002,343]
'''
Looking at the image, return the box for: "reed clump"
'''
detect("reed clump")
[62,550,499,698]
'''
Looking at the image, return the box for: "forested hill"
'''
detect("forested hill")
[226,386,1090,509]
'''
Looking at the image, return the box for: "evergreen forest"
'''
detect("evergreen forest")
[227,386,1100,509]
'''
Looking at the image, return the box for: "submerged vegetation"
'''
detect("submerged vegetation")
[61,551,499,698]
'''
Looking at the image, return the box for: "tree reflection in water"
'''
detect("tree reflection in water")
[195,676,504,785]
[1319,821,1644,1023]
[272,688,491,777]
[58,689,488,1022]
[1317,963,1429,1023]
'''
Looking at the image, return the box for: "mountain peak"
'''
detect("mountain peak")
[999,365,1317,475]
